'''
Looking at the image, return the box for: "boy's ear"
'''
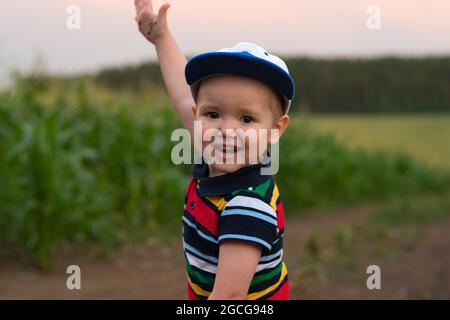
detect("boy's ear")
[270,115,289,144]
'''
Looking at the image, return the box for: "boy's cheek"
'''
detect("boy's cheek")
[244,128,270,146]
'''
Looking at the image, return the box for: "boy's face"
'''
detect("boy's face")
[192,74,289,177]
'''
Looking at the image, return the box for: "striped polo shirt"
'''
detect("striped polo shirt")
[182,161,289,300]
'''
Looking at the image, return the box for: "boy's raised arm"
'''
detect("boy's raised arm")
[135,0,195,134]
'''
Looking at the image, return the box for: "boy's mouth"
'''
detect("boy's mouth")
[213,143,243,160]
[215,144,239,153]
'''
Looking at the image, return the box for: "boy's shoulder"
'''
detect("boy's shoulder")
[225,177,280,211]
[217,176,286,251]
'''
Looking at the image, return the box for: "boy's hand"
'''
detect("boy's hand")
[134,0,195,134]
[135,0,171,45]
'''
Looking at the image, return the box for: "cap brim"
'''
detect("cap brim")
[185,52,295,104]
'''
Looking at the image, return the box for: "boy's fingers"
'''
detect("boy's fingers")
[158,3,171,21]
[135,0,153,16]
[134,0,143,15]
[147,0,154,13]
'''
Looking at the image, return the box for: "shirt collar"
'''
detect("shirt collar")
[192,160,272,196]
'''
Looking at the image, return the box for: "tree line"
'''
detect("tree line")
[95,56,450,113]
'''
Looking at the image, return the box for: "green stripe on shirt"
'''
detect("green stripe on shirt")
[187,258,283,291]
[231,179,272,198]
[250,262,283,287]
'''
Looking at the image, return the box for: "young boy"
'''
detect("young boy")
[135,1,294,300]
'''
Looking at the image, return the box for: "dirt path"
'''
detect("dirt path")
[1,206,449,299]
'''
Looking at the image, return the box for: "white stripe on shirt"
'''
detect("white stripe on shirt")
[224,195,277,218]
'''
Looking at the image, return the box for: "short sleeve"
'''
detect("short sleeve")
[218,194,278,251]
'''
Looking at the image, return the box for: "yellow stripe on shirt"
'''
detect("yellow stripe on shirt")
[269,184,279,211]
[205,196,227,211]
[187,263,287,300]
[187,272,211,298]
[245,263,287,300]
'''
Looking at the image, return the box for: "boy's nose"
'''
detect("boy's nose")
[219,119,239,134]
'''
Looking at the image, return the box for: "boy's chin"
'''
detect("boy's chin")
[208,162,247,177]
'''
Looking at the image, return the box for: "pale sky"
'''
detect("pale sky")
[0,0,449,86]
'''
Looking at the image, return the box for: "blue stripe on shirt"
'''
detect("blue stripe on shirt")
[221,208,277,225]
[182,216,218,244]
[183,241,218,264]
[260,249,283,262]
[218,234,272,250]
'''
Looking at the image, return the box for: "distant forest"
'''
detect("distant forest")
[95,57,450,113]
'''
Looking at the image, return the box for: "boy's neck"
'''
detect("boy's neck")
[207,165,230,178]
[207,163,262,178]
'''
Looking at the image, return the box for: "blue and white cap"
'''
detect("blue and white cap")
[185,42,295,114]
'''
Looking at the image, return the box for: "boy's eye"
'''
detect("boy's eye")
[207,112,219,119]
[240,115,253,124]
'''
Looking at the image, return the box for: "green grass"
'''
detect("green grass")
[1,76,450,267]
[370,192,450,226]
[0,78,190,267]
[300,114,450,169]
[299,192,450,283]
[279,121,450,212]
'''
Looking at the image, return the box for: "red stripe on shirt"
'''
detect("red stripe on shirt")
[276,201,285,231]
[185,180,219,236]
